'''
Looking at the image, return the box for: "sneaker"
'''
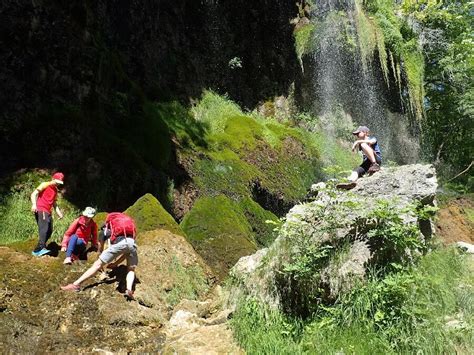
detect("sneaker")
[32,248,50,257]
[60,283,80,292]
[63,257,72,265]
[368,162,381,175]
[124,289,135,301]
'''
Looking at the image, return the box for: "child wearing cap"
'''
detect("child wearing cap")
[60,207,99,264]
[338,126,382,189]
[30,172,65,256]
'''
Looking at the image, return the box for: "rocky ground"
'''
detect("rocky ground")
[0,229,241,353]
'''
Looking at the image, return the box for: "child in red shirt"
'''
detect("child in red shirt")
[61,207,98,264]
[30,172,64,256]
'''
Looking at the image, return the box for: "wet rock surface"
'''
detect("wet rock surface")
[0,229,216,353]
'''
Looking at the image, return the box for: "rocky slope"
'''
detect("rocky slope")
[0,194,243,353]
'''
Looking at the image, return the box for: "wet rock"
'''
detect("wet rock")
[0,228,213,352]
[161,287,242,354]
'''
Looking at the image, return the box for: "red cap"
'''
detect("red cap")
[52,172,64,184]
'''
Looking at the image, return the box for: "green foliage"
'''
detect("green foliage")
[190,90,243,133]
[161,256,209,307]
[231,247,474,354]
[294,23,316,60]
[0,170,80,245]
[403,0,474,186]
[231,298,304,355]
[366,200,425,266]
[124,193,183,236]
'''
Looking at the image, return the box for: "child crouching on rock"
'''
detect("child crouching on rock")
[337,126,382,190]
[61,207,98,264]
[61,212,138,301]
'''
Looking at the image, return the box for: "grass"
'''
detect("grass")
[0,170,80,245]
[163,256,209,307]
[191,90,243,134]
[230,246,474,354]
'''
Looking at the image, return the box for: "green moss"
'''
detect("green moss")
[294,23,316,60]
[124,193,183,235]
[180,195,257,277]
[238,197,280,247]
[210,115,264,152]
[402,39,425,119]
[194,150,258,200]
[162,256,209,306]
[191,90,243,134]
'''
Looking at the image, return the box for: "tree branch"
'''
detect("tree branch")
[446,160,474,183]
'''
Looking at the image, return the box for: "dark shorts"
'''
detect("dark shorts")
[355,155,382,177]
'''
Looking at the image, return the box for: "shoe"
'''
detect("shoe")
[71,254,79,262]
[336,182,357,190]
[124,289,135,301]
[32,248,50,257]
[63,257,72,265]
[60,283,80,292]
[368,162,381,175]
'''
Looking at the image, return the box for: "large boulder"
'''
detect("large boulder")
[180,195,258,279]
[231,164,438,316]
[125,193,184,235]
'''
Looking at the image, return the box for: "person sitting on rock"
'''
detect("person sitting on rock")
[338,126,382,189]
[61,212,138,300]
[30,172,65,257]
[61,207,99,264]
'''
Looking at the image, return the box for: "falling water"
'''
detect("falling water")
[308,0,420,163]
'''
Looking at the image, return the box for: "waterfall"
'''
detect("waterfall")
[306,0,420,163]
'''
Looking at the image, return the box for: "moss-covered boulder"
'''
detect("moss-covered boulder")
[124,193,183,235]
[180,195,258,278]
[238,197,280,247]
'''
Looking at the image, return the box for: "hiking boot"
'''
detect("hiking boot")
[32,248,50,257]
[368,162,381,175]
[60,283,80,292]
[63,257,72,265]
[124,289,135,301]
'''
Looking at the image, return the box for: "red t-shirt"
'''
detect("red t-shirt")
[36,182,58,213]
[61,216,98,248]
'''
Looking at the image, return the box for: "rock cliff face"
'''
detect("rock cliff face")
[232,164,438,316]
[1,0,298,177]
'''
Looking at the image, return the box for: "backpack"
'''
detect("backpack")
[104,212,136,244]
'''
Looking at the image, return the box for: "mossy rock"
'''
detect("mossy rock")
[180,195,258,278]
[238,197,280,247]
[124,193,183,235]
[93,211,108,227]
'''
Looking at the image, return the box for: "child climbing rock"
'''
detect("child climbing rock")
[337,126,382,190]
[61,212,138,300]
[61,207,99,264]
[30,172,65,256]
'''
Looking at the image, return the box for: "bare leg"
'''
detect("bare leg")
[126,266,136,291]
[360,143,376,163]
[73,259,104,286]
